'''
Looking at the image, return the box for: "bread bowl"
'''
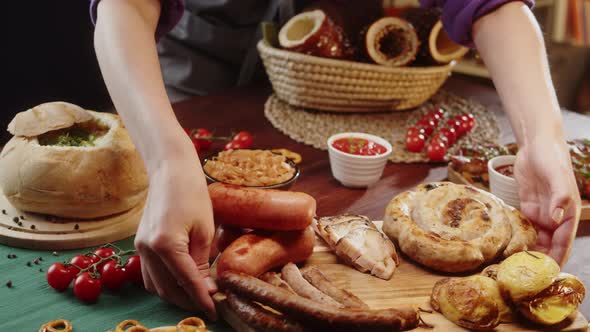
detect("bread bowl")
[0,102,148,219]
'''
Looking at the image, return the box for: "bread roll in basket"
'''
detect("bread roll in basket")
[0,102,148,219]
[383,182,537,273]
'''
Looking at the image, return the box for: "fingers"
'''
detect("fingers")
[548,208,579,267]
[532,228,551,254]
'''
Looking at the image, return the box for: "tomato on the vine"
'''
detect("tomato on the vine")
[405,133,426,152]
[101,260,127,291]
[465,113,476,130]
[417,118,436,136]
[446,118,461,134]
[69,254,91,275]
[232,131,253,149]
[125,255,143,285]
[426,139,447,161]
[74,272,102,303]
[93,247,116,270]
[431,134,448,146]
[193,128,213,150]
[425,112,441,125]
[47,263,75,292]
[455,115,471,136]
[406,126,425,137]
[224,141,246,150]
[438,127,457,146]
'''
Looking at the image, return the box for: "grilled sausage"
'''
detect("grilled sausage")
[260,272,297,295]
[208,183,316,231]
[300,265,368,309]
[219,271,419,332]
[281,263,343,307]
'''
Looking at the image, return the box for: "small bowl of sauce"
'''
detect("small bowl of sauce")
[327,133,392,188]
[488,155,519,208]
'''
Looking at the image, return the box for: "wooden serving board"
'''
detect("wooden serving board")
[0,192,144,250]
[214,223,589,332]
[447,165,590,221]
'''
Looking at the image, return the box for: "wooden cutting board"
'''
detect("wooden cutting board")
[0,192,144,250]
[214,223,589,332]
[447,165,590,221]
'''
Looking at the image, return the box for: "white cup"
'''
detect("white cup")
[327,132,392,188]
[488,155,520,209]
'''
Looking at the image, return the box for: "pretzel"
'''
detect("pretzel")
[38,319,72,332]
[177,317,209,332]
[115,319,149,332]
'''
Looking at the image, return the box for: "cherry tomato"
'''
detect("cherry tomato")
[406,126,425,137]
[424,112,441,125]
[74,272,102,303]
[93,247,116,270]
[232,131,253,149]
[446,118,462,134]
[438,127,457,146]
[435,107,445,117]
[417,118,436,136]
[431,134,448,146]
[69,254,91,276]
[47,263,75,291]
[192,128,213,150]
[86,254,100,265]
[405,133,426,152]
[426,139,447,161]
[125,255,143,285]
[455,115,471,136]
[101,260,127,291]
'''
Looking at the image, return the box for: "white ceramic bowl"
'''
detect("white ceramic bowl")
[488,155,520,208]
[327,132,392,188]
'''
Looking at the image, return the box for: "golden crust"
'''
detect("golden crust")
[383,182,537,273]
[8,102,93,137]
[0,109,148,219]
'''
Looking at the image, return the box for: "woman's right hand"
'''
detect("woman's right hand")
[134,148,218,320]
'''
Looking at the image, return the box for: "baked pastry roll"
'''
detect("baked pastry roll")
[383,182,536,273]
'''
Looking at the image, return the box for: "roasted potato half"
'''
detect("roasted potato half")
[518,273,586,325]
[497,251,560,302]
[430,275,504,330]
[481,264,499,280]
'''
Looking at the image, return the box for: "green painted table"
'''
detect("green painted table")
[0,238,232,331]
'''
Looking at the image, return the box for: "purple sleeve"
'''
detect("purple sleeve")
[419,0,534,46]
[90,0,185,40]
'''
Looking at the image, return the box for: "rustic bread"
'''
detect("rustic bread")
[0,102,148,219]
[383,182,537,273]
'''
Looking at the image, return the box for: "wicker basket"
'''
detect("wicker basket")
[258,40,454,112]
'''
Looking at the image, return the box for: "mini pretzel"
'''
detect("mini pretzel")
[115,319,149,332]
[177,317,209,331]
[39,319,72,332]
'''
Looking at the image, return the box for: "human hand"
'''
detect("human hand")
[134,154,217,320]
[514,137,581,266]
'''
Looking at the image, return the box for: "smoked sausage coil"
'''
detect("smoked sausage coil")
[208,183,316,231]
[220,271,419,332]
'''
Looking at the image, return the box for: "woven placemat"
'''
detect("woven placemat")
[264,90,500,163]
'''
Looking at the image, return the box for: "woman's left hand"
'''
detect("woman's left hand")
[514,136,581,266]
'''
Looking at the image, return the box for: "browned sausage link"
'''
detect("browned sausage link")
[260,272,297,295]
[300,265,368,309]
[281,263,343,307]
[208,183,316,231]
[226,291,307,332]
[220,271,419,332]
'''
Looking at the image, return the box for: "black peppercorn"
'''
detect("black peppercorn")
[20,216,24,220]
[6,280,12,288]
[38,257,43,261]
[30,225,36,230]
[26,261,32,267]
[39,268,43,272]
[1,209,6,215]
[74,224,79,230]
[12,217,19,223]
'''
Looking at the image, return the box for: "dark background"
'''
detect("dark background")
[1,1,111,145]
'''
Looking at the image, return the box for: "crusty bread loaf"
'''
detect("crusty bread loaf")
[0,102,148,219]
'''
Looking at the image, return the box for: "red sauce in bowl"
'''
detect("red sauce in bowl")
[332,137,387,156]
[495,164,515,178]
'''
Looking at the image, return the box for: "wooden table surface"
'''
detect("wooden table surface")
[173,75,590,317]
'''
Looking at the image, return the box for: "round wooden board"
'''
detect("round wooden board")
[0,192,144,250]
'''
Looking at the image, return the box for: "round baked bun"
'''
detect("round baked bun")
[383,182,537,273]
[0,102,148,219]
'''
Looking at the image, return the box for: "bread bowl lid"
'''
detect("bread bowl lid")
[7,101,93,137]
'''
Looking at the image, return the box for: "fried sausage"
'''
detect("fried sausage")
[217,227,315,277]
[260,272,296,295]
[208,183,316,231]
[300,266,368,309]
[219,271,419,332]
[281,263,343,307]
[225,291,306,332]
